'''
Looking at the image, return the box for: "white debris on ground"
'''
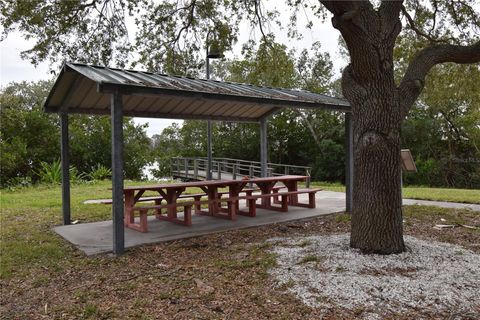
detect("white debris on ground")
[268,234,480,318]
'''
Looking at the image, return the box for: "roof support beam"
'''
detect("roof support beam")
[111,90,125,255]
[44,106,260,123]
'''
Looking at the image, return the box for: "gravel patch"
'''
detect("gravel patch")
[268,234,480,318]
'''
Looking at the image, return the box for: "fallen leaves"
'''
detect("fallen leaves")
[193,278,215,295]
[1,208,479,319]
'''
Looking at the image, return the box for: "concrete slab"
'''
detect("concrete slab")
[403,198,480,211]
[54,191,480,256]
[54,191,345,255]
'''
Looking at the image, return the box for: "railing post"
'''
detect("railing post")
[306,168,311,188]
[248,165,253,188]
[232,164,237,180]
[217,161,221,180]
[194,159,198,180]
[267,168,273,177]
[184,158,188,178]
[284,166,289,175]
[176,159,180,177]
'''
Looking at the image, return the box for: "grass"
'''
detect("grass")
[403,204,479,226]
[1,181,478,279]
[309,181,480,204]
[0,178,259,280]
[0,179,212,279]
[1,181,479,319]
[298,255,320,264]
[402,186,480,204]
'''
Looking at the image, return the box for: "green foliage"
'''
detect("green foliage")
[34,159,62,184]
[0,81,60,186]
[88,164,112,181]
[0,81,152,187]
[399,55,480,188]
[69,166,88,184]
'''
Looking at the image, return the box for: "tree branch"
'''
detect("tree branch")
[401,5,457,44]
[253,0,268,44]
[398,41,480,117]
[401,5,440,43]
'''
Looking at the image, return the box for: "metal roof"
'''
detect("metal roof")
[44,62,350,122]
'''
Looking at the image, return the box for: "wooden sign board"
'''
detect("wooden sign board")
[401,149,417,172]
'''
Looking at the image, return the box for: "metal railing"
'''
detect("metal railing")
[171,157,311,187]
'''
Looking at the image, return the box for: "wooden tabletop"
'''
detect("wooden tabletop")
[123,175,308,191]
[123,179,241,191]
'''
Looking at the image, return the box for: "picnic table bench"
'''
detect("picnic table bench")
[125,176,321,232]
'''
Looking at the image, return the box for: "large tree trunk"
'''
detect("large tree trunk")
[347,68,405,253]
[321,1,407,254]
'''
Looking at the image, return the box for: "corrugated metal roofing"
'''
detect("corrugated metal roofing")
[44,62,350,122]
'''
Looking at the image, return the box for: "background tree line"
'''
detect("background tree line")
[0,81,151,187]
[1,40,479,189]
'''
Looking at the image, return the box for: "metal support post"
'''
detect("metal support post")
[345,113,354,213]
[260,118,268,177]
[207,121,213,180]
[111,90,125,255]
[60,112,71,225]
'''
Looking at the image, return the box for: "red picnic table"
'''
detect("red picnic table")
[123,180,239,231]
[122,175,312,232]
[248,175,308,208]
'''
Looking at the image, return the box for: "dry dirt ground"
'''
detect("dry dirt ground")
[1,206,479,320]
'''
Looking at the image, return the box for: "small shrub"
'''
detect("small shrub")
[5,176,32,190]
[88,164,112,181]
[35,159,61,184]
[69,166,88,184]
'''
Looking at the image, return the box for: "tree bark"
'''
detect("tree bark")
[344,64,405,253]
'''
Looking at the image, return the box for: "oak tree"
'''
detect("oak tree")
[2,0,479,254]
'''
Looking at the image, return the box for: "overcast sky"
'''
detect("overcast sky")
[0,2,345,137]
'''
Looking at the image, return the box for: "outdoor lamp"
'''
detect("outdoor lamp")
[207,41,223,59]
